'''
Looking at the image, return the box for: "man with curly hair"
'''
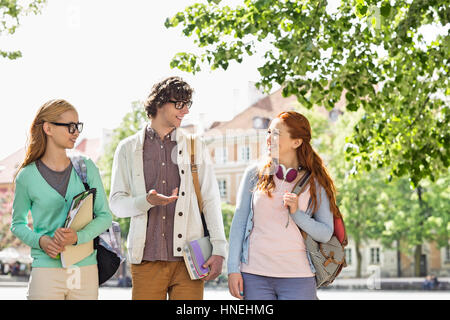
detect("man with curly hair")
[109,76,227,300]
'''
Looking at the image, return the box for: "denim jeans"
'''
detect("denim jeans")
[242,272,317,300]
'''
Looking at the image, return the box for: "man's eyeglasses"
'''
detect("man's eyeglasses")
[168,100,192,110]
[50,122,84,134]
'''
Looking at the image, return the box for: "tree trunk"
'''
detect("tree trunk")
[414,244,422,277]
[355,240,362,278]
[396,239,402,277]
[415,186,425,277]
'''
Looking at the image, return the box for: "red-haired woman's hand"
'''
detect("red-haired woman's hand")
[228,273,244,300]
[283,192,298,214]
[284,185,310,214]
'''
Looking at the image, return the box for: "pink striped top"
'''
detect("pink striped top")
[240,174,314,278]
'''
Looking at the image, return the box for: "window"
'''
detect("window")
[239,146,250,162]
[218,179,227,199]
[215,147,228,164]
[370,247,380,265]
[345,248,352,265]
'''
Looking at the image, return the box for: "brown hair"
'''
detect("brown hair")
[14,99,77,180]
[144,76,193,118]
[256,111,342,218]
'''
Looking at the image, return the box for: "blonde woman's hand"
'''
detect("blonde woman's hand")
[54,228,78,246]
[39,235,65,259]
[228,273,244,300]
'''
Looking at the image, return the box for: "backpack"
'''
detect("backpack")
[70,156,125,285]
[292,170,348,288]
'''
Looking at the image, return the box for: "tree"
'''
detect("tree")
[98,101,148,237]
[0,190,23,249]
[380,172,449,276]
[0,0,46,59]
[339,171,387,277]
[378,177,418,277]
[165,0,450,187]
[221,202,235,240]
[422,172,450,249]
[325,109,389,277]
[306,103,449,277]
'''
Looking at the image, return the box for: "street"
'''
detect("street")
[0,285,448,300]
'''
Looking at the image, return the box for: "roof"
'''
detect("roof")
[204,87,343,136]
[180,124,196,134]
[0,138,102,185]
[204,88,298,135]
[74,138,101,163]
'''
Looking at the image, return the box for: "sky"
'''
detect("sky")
[0,0,446,161]
[0,0,266,160]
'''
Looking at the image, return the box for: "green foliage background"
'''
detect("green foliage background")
[165,0,450,188]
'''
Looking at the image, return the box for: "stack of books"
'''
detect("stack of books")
[60,189,95,268]
[182,237,212,280]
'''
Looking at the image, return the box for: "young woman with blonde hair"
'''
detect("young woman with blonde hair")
[11,99,112,300]
[227,111,341,300]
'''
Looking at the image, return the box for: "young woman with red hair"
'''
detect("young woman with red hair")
[227,111,341,300]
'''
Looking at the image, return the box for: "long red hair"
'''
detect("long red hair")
[256,111,342,219]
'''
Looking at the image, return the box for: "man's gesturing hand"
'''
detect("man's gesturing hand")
[146,187,179,206]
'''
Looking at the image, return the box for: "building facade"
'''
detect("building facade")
[201,88,450,278]
[1,89,448,278]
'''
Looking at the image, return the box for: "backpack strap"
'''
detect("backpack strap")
[291,170,311,240]
[292,171,348,247]
[190,137,203,212]
[70,155,99,248]
[190,136,209,238]
[70,156,90,191]
[291,170,311,195]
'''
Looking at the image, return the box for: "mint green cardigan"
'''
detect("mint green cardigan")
[11,157,113,268]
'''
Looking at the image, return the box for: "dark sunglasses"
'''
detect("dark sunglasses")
[50,122,84,134]
[168,100,192,110]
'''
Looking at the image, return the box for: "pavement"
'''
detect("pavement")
[0,285,448,300]
[1,274,449,289]
[321,276,450,290]
[0,275,449,300]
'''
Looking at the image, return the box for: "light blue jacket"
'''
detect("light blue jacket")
[227,164,334,275]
